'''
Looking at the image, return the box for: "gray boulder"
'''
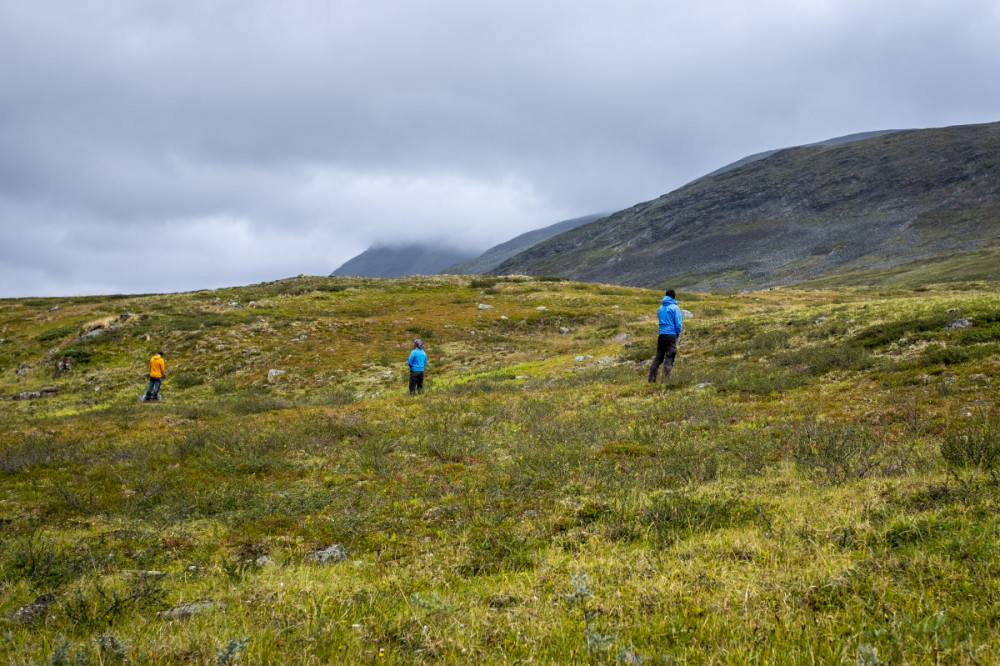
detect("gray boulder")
[7,593,55,625]
[306,544,348,564]
[158,601,217,619]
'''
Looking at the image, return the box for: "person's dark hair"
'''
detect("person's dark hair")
[664,289,676,299]
[156,350,164,356]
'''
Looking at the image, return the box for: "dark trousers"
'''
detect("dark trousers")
[409,371,424,395]
[649,334,677,382]
[145,377,162,399]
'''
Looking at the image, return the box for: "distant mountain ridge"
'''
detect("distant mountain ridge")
[330,244,475,278]
[491,121,1000,290]
[441,213,607,275]
[330,214,608,278]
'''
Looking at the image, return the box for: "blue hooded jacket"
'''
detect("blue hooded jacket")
[407,348,427,372]
[657,296,683,336]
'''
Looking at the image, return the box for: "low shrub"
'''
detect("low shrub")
[851,313,952,349]
[59,342,95,364]
[211,378,238,394]
[746,329,790,356]
[719,429,783,477]
[713,362,808,395]
[469,277,500,289]
[917,343,972,366]
[36,324,80,342]
[131,311,242,335]
[405,325,434,339]
[3,533,89,589]
[461,528,536,575]
[792,421,885,484]
[618,343,654,363]
[940,417,1000,479]
[660,440,720,485]
[171,370,205,389]
[775,343,874,374]
[0,434,59,473]
[640,492,770,544]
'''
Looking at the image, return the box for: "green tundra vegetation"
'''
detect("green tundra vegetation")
[0,275,998,664]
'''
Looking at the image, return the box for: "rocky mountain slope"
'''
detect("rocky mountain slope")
[693,129,904,183]
[492,121,1000,290]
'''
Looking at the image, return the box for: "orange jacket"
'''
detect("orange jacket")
[149,354,165,378]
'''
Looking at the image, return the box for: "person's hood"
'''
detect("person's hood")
[661,296,677,307]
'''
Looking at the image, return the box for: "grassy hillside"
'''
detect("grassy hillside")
[1,275,999,664]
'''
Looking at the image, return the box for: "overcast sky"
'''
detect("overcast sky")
[2,0,998,297]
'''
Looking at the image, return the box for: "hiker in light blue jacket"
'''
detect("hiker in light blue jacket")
[407,339,427,395]
[649,289,682,382]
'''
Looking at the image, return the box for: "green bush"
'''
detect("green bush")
[314,283,348,293]
[0,434,59,473]
[618,343,654,363]
[719,430,783,477]
[917,343,971,366]
[4,534,89,589]
[131,311,242,335]
[660,440,719,485]
[405,325,434,339]
[36,324,80,342]
[212,378,238,394]
[852,313,951,349]
[171,370,206,389]
[776,343,874,374]
[940,417,1000,478]
[715,362,808,395]
[792,422,885,484]
[461,528,536,575]
[640,492,769,544]
[746,329,790,356]
[59,342,95,364]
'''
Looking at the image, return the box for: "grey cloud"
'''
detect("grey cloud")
[2,0,1000,296]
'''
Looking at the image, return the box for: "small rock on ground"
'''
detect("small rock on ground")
[158,600,216,619]
[8,593,55,625]
[306,544,348,564]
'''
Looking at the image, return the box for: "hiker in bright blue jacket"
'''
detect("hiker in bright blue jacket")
[649,289,683,382]
[407,339,428,395]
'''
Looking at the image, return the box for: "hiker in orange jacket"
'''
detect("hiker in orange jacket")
[144,351,165,401]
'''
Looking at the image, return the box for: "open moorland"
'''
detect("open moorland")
[1,275,999,664]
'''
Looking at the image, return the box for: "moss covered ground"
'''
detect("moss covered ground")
[1,275,999,664]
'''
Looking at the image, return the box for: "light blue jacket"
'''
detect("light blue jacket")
[407,348,427,372]
[657,296,683,336]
